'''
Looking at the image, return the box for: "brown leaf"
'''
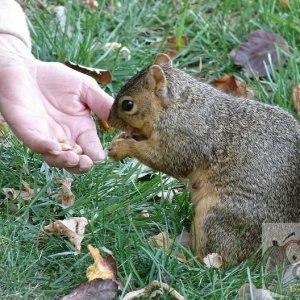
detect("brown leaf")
[164,35,188,57]
[61,279,118,300]
[210,74,254,98]
[44,217,88,252]
[292,85,300,115]
[149,232,187,263]
[167,35,188,48]
[175,230,191,249]
[87,0,98,10]
[56,177,75,207]
[279,0,289,9]
[86,244,117,282]
[64,61,112,84]
[229,30,289,77]
[3,181,34,201]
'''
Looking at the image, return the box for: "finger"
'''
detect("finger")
[30,138,62,155]
[82,77,114,120]
[42,151,80,168]
[77,129,105,163]
[65,155,93,174]
[78,155,94,172]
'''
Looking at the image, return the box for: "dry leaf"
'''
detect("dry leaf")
[164,35,188,58]
[44,217,88,252]
[86,244,117,282]
[56,177,75,207]
[203,253,223,269]
[292,85,300,115]
[279,0,289,9]
[64,61,112,84]
[238,283,275,300]
[123,280,185,300]
[167,35,188,48]
[103,42,131,60]
[230,30,289,77]
[53,6,73,38]
[62,278,118,300]
[149,232,187,263]
[141,209,150,218]
[3,180,34,201]
[210,74,254,98]
[87,0,98,10]
[175,230,191,249]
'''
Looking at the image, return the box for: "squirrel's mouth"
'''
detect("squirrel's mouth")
[120,131,147,141]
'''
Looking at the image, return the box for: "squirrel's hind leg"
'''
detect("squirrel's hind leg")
[193,204,261,265]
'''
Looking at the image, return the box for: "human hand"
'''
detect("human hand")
[0,35,113,173]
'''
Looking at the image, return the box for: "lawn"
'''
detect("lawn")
[0,0,299,299]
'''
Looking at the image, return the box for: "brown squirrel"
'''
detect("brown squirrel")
[107,53,300,264]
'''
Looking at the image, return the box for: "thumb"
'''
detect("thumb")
[82,77,114,120]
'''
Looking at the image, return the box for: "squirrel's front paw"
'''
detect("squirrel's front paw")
[108,139,132,161]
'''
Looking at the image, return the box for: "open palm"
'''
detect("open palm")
[0,59,113,173]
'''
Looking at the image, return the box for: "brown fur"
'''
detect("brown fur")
[108,54,300,264]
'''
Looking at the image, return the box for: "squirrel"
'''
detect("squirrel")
[107,53,300,265]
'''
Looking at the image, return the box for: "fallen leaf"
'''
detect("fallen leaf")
[61,278,118,300]
[44,217,88,252]
[64,61,112,84]
[141,209,150,218]
[203,253,223,269]
[164,35,188,58]
[103,42,122,51]
[3,180,34,201]
[123,280,185,300]
[292,85,300,115]
[210,74,254,98]
[103,42,131,60]
[175,230,191,249]
[53,6,73,38]
[56,177,75,207]
[86,244,117,282]
[87,0,98,10]
[229,30,289,77]
[238,283,275,300]
[167,35,188,48]
[278,0,289,9]
[120,46,131,60]
[149,232,187,263]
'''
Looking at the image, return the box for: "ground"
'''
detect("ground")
[0,0,299,299]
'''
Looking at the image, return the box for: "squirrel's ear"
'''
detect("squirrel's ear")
[146,65,167,92]
[153,53,172,67]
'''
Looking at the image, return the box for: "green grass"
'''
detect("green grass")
[1,0,300,299]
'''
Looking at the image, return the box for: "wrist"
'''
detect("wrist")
[0,34,35,68]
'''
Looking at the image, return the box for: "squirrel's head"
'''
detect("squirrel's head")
[108,53,172,140]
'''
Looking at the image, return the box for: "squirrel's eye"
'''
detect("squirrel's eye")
[121,100,134,111]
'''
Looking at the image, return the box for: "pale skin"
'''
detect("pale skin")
[0,34,113,173]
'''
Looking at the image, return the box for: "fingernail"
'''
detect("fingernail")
[79,166,92,173]
[93,159,103,165]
